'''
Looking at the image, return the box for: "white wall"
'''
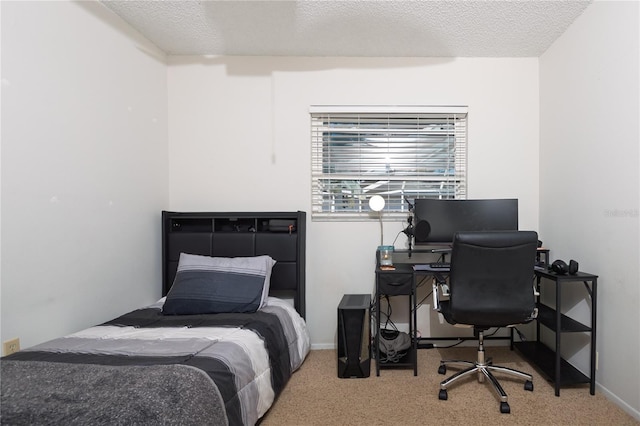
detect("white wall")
[1,1,169,348]
[540,0,639,418]
[1,0,637,420]
[167,56,540,347]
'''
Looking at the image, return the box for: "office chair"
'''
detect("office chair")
[433,230,538,414]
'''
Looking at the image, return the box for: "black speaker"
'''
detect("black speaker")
[337,294,371,378]
[569,259,579,275]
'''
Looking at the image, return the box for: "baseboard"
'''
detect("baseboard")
[596,382,640,421]
[311,343,335,350]
[310,337,512,351]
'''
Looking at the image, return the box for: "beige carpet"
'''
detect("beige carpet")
[261,348,638,426]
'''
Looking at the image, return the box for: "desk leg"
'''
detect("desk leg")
[412,280,417,376]
[536,276,542,346]
[555,280,562,397]
[375,294,380,376]
[590,278,597,395]
[509,328,514,350]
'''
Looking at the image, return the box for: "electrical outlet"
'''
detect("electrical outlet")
[596,351,599,370]
[2,338,20,356]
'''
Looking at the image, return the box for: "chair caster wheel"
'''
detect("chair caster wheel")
[500,402,511,414]
[438,389,448,400]
[438,365,446,375]
[524,380,534,391]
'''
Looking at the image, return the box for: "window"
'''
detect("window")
[311,106,468,220]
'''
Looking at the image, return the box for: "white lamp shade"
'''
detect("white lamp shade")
[369,195,385,212]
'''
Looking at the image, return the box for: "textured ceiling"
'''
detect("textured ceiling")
[99,0,593,57]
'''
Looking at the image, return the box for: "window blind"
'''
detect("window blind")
[310,106,467,220]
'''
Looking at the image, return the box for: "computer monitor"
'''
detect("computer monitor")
[413,198,519,245]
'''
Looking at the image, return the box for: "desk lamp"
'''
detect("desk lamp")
[369,195,393,267]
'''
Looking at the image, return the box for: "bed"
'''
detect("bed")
[1,211,309,426]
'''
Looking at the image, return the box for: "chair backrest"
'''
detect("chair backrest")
[448,230,538,327]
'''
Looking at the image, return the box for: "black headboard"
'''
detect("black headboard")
[162,211,306,318]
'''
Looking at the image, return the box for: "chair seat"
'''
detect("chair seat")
[438,300,536,329]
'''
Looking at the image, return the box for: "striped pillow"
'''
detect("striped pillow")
[163,253,276,315]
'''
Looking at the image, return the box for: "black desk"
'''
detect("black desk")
[375,248,598,397]
[374,248,540,376]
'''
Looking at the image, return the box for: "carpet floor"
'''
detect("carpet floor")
[261,347,638,425]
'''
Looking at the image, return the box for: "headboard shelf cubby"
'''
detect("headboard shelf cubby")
[162,211,306,318]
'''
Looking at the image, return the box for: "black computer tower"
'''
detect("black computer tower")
[337,294,371,378]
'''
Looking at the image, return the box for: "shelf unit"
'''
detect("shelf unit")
[374,262,417,376]
[512,269,597,396]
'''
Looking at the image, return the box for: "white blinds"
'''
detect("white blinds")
[310,106,467,220]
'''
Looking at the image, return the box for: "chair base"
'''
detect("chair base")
[437,332,534,414]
